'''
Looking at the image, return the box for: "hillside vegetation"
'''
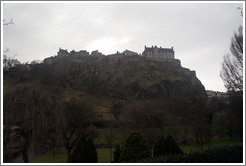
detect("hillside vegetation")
[4,53,208,126]
[3,51,213,163]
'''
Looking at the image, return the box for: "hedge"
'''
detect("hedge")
[136,145,243,163]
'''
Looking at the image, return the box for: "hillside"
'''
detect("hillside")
[3,49,207,123]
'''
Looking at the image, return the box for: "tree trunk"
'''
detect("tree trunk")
[22,144,29,163]
[21,133,30,163]
[67,148,72,163]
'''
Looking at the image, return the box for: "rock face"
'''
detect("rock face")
[42,50,206,101]
[4,47,208,127]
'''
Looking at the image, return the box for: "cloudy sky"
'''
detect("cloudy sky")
[2,2,244,92]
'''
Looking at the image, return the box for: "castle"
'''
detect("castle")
[142,45,174,60]
[44,45,177,64]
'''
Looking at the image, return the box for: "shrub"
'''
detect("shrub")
[70,134,98,163]
[144,145,243,163]
[113,145,121,162]
[120,131,150,162]
[153,135,183,157]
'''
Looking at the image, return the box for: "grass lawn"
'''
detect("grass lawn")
[31,152,67,163]
[180,137,243,153]
[97,148,115,163]
[30,137,242,163]
[31,148,114,163]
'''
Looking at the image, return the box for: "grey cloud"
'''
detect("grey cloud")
[2,2,243,92]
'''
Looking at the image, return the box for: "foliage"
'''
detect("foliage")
[226,91,243,140]
[58,98,95,162]
[70,134,98,163]
[113,145,121,162]
[120,131,150,162]
[3,48,210,163]
[153,135,183,157]
[3,84,62,162]
[142,145,243,163]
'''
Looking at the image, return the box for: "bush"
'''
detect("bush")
[70,134,98,163]
[120,131,150,162]
[144,145,243,163]
[113,145,121,162]
[153,135,183,157]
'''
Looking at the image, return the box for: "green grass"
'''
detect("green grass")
[31,148,114,163]
[180,145,201,153]
[3,74,16,95]
[97,148,115,163]
[210,137,242,146]
[31,152,67,163]
[180,137,243,153]
[94,128,127,145]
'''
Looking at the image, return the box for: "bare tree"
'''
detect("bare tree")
[220,26,243,92]
[220,25,243,140]
[3,52,21,71]
[3,18,18,70]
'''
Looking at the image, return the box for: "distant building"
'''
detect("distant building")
[142,45,174,59]
[91,50,104,57]
[70,50,89,56]
[123,49,138,56]
[57,48,69,57]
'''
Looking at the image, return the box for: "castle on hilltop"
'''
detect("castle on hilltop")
[142,45,174,60]
[44,46,177,64]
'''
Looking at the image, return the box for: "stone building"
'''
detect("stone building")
[91,50,104,57]
[123,49,138,56]
[142,45,174,59]
[57,48,69,57]
[70,50,89,56]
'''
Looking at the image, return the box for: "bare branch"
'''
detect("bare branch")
[3,18,14,26]
[221,26,243,92]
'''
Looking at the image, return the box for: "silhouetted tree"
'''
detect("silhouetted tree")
[3,84,62,162]
[70,134,97,163]
[113,145,121,163]
[120,131,150,162]
[153,135,183,157]
[57,98,95,162]
[220,26,243,140]
[220,26,243,92]
[3,53,21,71]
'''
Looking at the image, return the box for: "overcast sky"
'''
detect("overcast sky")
[2,2,244,92]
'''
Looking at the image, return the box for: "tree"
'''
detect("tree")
[57,98,95,162]
[120,131,150,162]
[3,84,62,162]
[153,135,183,157]
[3,19,19,71]
[220,26,243,140]
[113,145,121,163]
[3,53,21,71]
[70,134,98,163]
[220,26,243,92]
